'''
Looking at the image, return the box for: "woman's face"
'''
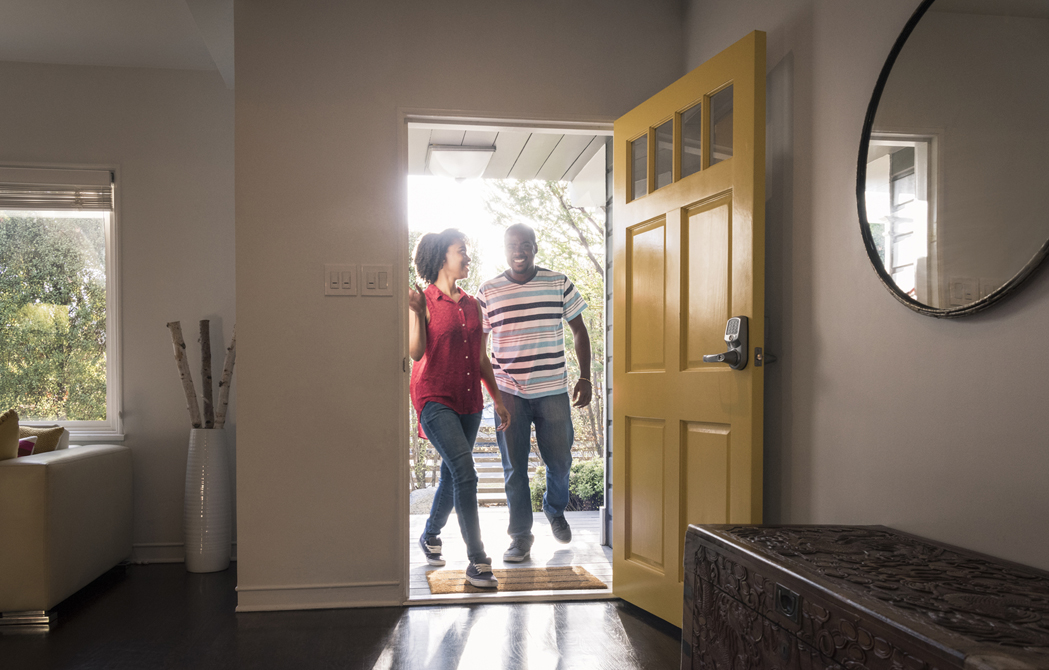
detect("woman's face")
[442,239,471,281]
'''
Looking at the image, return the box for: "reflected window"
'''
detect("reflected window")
[866,139,933,302]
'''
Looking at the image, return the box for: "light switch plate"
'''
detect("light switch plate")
[324,264,358,296]
[361,264,394,297]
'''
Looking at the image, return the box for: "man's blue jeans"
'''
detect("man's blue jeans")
[420,401,489,565]
[496,391,574,544]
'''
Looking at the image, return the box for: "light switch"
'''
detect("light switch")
[361,264,394,297]
[324,264,358,296]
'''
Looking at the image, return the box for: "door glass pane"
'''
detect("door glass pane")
[631,134,648,200]
[680,103,702,178]
[654,120,673,190]
[710,85,733,166]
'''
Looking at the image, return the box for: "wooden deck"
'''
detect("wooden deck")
[409,509,614,604]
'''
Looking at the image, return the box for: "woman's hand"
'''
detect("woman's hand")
[408,283,426,317]
[494,402,511,432]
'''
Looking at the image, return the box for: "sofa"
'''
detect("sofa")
[0,444,132,626]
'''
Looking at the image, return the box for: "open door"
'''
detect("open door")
[612,31,766,626]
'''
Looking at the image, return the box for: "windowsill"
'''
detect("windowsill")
[69,432,126,443]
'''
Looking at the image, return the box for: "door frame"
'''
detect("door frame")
[396,108,613,605]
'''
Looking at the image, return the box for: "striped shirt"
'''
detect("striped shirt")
[477,268,587,399]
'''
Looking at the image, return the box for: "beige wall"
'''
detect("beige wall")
[0,61,236,562]
[234,0,684,610]
[686,0,1049,569]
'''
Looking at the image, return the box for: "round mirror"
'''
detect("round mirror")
[858,0,1049,317]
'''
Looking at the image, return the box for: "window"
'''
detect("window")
[0,167,121,439]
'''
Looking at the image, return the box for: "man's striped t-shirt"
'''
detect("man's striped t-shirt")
[477,268,587,399]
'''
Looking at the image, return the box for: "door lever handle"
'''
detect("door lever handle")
[703,351,742,366]
[704,316,749,370]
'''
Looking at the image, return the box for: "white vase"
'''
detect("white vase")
[184,428,231,573]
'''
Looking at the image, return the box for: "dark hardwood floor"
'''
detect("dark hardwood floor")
[1,564,682,669]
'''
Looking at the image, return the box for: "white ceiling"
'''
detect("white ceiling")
[0,0,234,88]
[408,126,607,182]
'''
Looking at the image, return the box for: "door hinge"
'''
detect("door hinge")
[403,357,407,372]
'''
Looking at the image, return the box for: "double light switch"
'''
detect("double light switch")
[324,264,358,296]
[324,264,394,297]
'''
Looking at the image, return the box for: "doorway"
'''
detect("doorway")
[402,117,614,603]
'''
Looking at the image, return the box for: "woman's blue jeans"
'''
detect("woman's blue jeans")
[420,401,488,565]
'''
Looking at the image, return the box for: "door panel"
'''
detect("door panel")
[624,416,666,571]
[683,197,732,369]
[613,30,765,626]
[626,219,666,372]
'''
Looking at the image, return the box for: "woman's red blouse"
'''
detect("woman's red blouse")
[410,284,484,436]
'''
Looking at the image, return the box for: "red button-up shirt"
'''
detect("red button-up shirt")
[410,284,484,438]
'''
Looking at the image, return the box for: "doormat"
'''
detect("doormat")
[426,566,607,594]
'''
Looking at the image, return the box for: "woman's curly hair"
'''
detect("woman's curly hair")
[414,228,467,284]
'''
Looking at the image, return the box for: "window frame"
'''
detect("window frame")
[0,163,123,441]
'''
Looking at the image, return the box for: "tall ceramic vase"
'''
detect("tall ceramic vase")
[184,428,231,573]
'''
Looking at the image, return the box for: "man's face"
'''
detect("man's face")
[504,230,537,277]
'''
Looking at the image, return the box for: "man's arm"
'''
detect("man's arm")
[567,314,592,408]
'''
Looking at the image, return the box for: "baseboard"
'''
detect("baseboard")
[235,580,402,612]
[130,541,238,564]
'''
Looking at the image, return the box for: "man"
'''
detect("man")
[477,223,592,562]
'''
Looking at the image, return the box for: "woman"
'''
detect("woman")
[409,228,510,588]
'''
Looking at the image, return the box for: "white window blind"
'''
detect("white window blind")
[0,167,114,211]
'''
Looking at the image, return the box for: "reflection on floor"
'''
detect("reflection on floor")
[1,564,679,670]
[410,509,614,602]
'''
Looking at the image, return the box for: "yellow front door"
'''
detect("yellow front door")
[612,31,766,626]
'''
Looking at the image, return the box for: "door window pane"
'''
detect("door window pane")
[710,85,733,165]
[654,120,673,190]
[680,103,702,178]
[631,135,648,200]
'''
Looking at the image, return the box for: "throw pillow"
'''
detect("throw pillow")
[18,425,68,454]
[0,409,18,462]
[18,436,38,457]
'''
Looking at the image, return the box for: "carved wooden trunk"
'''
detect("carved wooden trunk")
[683,525,1049,670]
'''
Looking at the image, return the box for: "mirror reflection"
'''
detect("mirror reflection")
[863,0,1049,311]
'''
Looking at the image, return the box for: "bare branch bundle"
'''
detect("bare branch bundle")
[199,320,215,429]
[214,325,237,430]
[166,321,202,428]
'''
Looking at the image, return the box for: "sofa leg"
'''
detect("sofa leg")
[0,610,57,627]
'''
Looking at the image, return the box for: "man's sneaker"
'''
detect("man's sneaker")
[419,533,445,567]
[546,511,572,544]
[502,537,532,562]
[466,562,499,588]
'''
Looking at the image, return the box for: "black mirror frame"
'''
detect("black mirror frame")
[856,0,1049,318]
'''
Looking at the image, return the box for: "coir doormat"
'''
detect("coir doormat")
[426,566,607,594]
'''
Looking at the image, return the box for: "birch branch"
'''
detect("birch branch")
[215,325,237,430]
[166,321,202,429]
[550,184,604,275]
[199,320,214,429]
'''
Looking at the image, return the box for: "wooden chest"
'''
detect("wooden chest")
[683,525,1049,670]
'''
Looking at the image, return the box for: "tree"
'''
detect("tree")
[483,180,606,459]
[0,214,108,420]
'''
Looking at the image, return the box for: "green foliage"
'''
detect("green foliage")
[530,458,605,512]
[0,213,108,420]
[483,179,607,459]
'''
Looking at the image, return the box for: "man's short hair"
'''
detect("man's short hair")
[414,228,466,284]
[504,223,537,245]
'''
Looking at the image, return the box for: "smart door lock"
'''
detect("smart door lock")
[702,316,748,370]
